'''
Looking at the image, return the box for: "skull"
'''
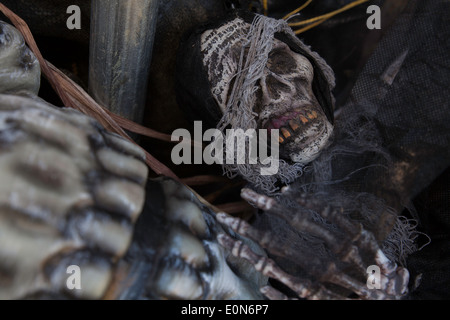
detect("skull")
[180,15,335,165]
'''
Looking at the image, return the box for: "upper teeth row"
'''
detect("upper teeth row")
[279,111,318,143]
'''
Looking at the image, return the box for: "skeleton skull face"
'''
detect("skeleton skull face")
[199,17,333,164]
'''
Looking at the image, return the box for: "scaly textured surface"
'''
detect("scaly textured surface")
[0,94,148,299]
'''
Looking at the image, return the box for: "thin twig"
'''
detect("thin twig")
[288,0,370,27]
[288,0,370,35]
[204,180,245,203]
[262,0,268,16]
[216,201,254,214]
[283,0,313,20]
[181,175,230,186]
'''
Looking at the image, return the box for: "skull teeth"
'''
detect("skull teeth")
[280,127,291,139]
[289,120,300,132]
[299,115,309,124]
[308,111,318,119]
[273,112,317,145]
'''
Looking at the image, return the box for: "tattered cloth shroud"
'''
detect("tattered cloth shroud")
[177,1,449,298]
[176,10,335,194]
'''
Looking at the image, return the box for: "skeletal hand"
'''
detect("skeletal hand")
[217,188,410,300]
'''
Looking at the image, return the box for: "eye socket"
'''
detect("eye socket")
[266,48,297,75]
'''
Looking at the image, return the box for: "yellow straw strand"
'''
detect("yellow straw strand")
[283,0,313,20]
[289,0,370,27]
[263,0,268,16]
[294,18,327,34]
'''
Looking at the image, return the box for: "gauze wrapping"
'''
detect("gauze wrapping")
[200,14,335,194]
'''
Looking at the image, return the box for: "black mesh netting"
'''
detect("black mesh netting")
[342,0,450,299]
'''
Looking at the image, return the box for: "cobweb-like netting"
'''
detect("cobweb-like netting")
[260,105,424,267]
[213,14,422,266]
